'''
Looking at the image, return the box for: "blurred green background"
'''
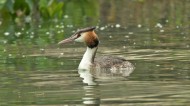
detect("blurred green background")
[0,0,189,45]
[0,0,190,44]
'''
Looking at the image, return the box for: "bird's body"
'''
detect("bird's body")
[94,55,133,70]
[58,27,134,71]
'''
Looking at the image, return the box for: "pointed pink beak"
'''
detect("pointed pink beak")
[58,34,78,45]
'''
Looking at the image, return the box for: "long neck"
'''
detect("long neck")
[78,47,98,70]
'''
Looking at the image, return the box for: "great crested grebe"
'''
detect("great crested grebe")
[58,27,134,71]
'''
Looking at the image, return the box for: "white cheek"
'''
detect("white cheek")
[75,34,85,42]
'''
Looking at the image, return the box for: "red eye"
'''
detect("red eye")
[78,34,81,37]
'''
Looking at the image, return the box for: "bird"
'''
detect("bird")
[58,26,134,71]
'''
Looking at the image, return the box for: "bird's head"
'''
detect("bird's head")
[58,27,99,48]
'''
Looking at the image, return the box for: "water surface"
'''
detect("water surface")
[0,25,190,106]
[0,0,190,105]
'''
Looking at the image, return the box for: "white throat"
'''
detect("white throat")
[78,47,98,70]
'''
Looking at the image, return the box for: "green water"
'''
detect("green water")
[1,0,190,106]
[1,26,190,105]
